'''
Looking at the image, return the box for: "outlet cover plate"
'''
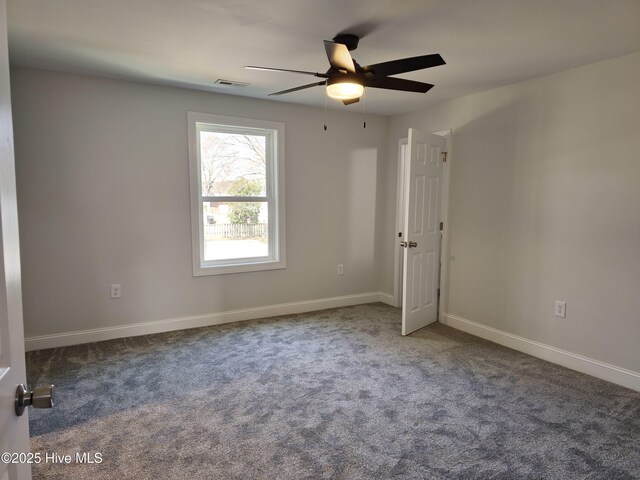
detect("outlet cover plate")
[111,284,122,299]
[555,301,566,318]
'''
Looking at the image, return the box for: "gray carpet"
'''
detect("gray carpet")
[26,303,640,479]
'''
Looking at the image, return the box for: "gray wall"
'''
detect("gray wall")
[11,68,388,338]
[12,51,640,375]
[382,51,640,373]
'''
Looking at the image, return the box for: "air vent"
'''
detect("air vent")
[214,79,250,87]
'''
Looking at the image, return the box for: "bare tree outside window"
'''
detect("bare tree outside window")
[200,133,266,196]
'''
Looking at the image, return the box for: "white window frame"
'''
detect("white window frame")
[187,112,286,276]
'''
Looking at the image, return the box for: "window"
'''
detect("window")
[188,112,285,275]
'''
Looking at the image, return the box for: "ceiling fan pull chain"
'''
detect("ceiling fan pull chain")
[324,92,328,131]
[363,88,367,129]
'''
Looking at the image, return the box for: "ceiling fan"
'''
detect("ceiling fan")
[246,34,445,105]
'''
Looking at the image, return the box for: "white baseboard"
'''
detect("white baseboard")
[441,313,640,392]
[377,291,397,307]
[25,292,389,352]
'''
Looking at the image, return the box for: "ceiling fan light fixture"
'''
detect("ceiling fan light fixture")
[326,78,364,100]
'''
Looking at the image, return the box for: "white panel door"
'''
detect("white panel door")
[0,0,31,478]
[402,129,445,336]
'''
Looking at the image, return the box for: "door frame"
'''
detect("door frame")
[392,137,408,308]
[394,129,452,322]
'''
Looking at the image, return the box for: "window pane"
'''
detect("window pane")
[200,131,266,197]
[203,201,269,261]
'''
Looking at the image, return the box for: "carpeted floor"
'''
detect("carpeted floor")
[26,303,640,479]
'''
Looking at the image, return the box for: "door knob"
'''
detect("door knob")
[408,241,417,248]
[400,241,408,248]
[15,384,55,416]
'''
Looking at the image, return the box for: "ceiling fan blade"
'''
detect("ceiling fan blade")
[245,66,328,78]
[268,81,326,96]
[323,40,356,73]
[363,77,434,93]
[342,97,360,106]
[337,21,379,40]
[362,54,445,77]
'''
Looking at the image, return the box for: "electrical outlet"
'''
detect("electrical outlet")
[554,301,566,318]
[337,264,344,276]
[111,284,122,299]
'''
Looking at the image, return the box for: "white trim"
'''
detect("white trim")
[436,129,452,322]
[441,313,640,392]
[187,111,286,276]
[393,138,408,308]
[24,292,392,352]
[378,291,397,307]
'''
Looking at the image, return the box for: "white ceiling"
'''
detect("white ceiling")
[7,0,640,115]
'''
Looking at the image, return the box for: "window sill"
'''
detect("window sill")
[193,259,286,277]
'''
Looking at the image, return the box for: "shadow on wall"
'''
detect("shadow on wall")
[446,90,563,337]
[346,149,378,279]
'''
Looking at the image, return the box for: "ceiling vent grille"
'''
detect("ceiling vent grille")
[214,79,250,87]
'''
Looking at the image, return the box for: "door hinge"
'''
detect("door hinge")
[440,221,444,231]
[437,288,440,298]
[441,152,448,163]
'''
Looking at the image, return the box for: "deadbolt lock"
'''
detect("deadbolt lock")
[15,384,55,416]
